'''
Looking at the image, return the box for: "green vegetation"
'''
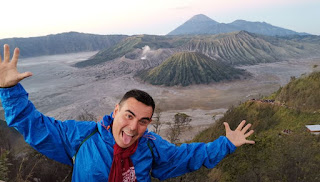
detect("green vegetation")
[164,71,320,182]
[190,101,320,182]
[275,71,320,112]
[137,52,248,86]
[0,150,10,181]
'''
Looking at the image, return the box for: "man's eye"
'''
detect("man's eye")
[126,114,133,119]
[139,120,149,125]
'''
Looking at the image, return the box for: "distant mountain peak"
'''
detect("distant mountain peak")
[168,14,219,35]
[189,14,218,23]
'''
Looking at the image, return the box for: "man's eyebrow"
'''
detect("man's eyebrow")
[125,110,151,121]
[125,110,136,117]
[140,117,151,122]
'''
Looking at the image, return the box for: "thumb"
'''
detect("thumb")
[18,72,33,81]
[223,122,231,133]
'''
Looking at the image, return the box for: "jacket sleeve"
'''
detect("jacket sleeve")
[150,132,236,180]
[0,83,97,166]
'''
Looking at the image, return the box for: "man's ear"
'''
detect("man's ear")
[113,104,119,118]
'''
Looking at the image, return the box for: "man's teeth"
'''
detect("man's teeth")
[123,131,134,137]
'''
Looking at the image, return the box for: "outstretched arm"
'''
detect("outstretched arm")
[0,44,32,88]
[224,120,255,147]
[0,45,98,165]
[148,121,254,180]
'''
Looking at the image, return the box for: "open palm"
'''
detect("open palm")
[0,44,32,88]
[224,120,255,147]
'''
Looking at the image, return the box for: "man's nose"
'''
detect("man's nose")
[128,119,138,131]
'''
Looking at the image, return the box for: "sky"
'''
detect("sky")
[1,0,319,39]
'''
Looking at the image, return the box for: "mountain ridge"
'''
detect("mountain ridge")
[168,14,309,36]
[76,31,320,69]
[182,30,318,65]
[0,32,127,58]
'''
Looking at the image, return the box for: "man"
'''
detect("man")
[0,44,255,181]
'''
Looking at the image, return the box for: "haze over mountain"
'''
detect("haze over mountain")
[168,14,309,36]
[137,52,247,86]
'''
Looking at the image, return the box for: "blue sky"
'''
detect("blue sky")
[1,0,319,39]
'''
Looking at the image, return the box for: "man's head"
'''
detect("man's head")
[112,89,155,148]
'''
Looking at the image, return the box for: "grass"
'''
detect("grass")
[165,72,320,182]
[188,100,320,182]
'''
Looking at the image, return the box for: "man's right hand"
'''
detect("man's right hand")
[0,44,33,88]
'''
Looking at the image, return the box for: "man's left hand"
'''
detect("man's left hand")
[224,120,255,147]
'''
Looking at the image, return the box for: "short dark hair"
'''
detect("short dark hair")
[119,89,155,115]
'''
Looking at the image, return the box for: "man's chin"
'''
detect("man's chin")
[119,143,132,149]
[117,139,136,149]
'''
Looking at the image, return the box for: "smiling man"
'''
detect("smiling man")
[0,44,255,181]
[113,96,154,148]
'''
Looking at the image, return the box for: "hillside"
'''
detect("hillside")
[75,34,188,67]
[168,14,308,36]
[0,32,127,58]
[165,71,320,181]
[136,52,248,86]
[0,112,72,181]
[0,119,27,153]
[0,109,29,155]
[272,71,320,112]
[183,31,320,65]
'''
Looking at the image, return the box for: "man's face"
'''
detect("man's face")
[112,97,153,148]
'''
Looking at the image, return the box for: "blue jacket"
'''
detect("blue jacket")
[0,83,236,181]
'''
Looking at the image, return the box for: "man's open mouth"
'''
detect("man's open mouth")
[122,131,135,145]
